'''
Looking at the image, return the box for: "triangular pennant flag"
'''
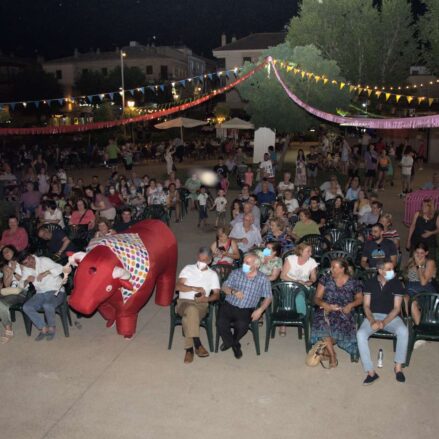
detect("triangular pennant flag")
[323,78,329,85]
[314,75,321,83]
[98,94,104,101]
[358,87,363,94]
[385,93,391,101]
[10,102,16,110]
[367,89,373,97]
[306,72,313,79]
[160,85,165,92]
[139,87,145,94]
[293,68,300,74]
[207,73,213,81]
[58,98,64,105]
[87,95,94,103]
[147,86,155,91]
[286,65,293,72]
[349,85,355,93]
[179,80,186,87]
[395,95,402,103]
[198,75,204,83]
[406,96,414,104]
[340,82,346,90]
[108,92,114,100]
[428,98,434,106]
[34,101,40,108]
[225,71,230,78]
[128,89,134,96]
[375,91,382,98]
[417,97,425,104]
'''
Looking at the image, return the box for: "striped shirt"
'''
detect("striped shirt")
[224,269,272,309]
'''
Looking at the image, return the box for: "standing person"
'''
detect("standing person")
[197,186,209,228]
[211,189,227,228]
[306,146,319,186]
[20,252,66,341]
[364,144,378,191]
[37,167,50,195]
[360,131,372,157]
[184,174,202,211]
[164,145,176,175]
[406,198,439,254]
[175,247,220,364]
[294,149,307,187]
[106,138,120,171]
[217,252,272,359]
[312,258,363,368]
[376,149,390,190]
[400,147,414,197]
[244,166,254,188]
[357,261,408,385]
[268,145,277,175]
[387,143,396,187]
[259,153,274,182]
[340,138,351,174]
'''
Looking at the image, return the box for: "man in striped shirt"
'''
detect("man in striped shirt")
[217,252,272,359]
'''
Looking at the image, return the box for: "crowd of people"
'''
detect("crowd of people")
[0,130,437,386]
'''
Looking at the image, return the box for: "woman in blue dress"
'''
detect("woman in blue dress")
[311,258,363,367]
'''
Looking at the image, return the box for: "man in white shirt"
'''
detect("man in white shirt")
[400,147,414,196]
[230,202,261,230]
[175,247,220,364]
[229,213,262,252]
[19,252,65,341]
[259,153,274,180]
[277,172,295,195]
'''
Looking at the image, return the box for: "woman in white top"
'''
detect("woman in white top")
[279,243,318,336]
[42,200,65,229]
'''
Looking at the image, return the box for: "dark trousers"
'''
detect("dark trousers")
[217,301,253,348]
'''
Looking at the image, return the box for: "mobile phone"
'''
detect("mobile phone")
[194,292,202,298]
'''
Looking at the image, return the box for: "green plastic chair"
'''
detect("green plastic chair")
[405,292,439,366]
[167,294,215,352]
[210,264,234,286]
[321,251,354,268]
[333,238,361,261]
[265,281,312,353]
[297,234,331,261]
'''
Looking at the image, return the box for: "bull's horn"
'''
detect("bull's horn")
[112,266,131,280]
[68,252,86,267]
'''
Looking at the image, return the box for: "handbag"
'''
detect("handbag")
[306,339,331,368]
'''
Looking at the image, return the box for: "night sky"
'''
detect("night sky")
[0,0,298,60]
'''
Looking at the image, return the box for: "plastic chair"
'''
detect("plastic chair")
[210,264,234,286]
[168,294,215,352]
[320,251,354,268]
[297,234,331,261]
[322,227,349,246]
[405,292,439,366]
[333,238,361,261]
[265,281,312,352]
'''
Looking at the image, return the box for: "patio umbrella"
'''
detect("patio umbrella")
[154,117,207,142]
[217,117,254,130]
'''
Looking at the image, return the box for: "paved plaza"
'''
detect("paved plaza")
[1,149,439,439]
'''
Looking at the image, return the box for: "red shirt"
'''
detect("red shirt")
[1,227,29,251]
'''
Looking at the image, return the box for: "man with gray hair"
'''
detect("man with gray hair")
[175,247,220,364]
[229,213,262,253]
[217,252,272,359]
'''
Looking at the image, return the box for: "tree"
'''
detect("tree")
[93,101,116,122]
[237,43,351,132]
[418,0,439,74]
[287,0,417,84]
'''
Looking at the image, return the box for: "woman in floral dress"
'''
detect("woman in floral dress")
[311,258,363,367]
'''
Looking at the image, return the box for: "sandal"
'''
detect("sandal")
[1,329,14,344]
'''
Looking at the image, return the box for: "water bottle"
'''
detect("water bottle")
[377,349,384,368]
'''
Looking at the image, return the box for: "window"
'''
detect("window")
[55,70,62,80]
[101,67,108,76]
[160,65,168,80]
[243,56,252,63]
[146,65,153,75]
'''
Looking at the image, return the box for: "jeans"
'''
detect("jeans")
[0,294,26,326]
[356,313,408,372]
[23,291,65,330]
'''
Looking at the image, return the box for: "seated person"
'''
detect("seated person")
[107,186,125,209]
[211,226,240,266]
[175,247,220,364]
[114,208,136,233]
[94,218,116,239]
[230,202,261,230]
[163,171,181,189]
[309,196,326,229]
[217,252,272,359]
[255,241,282,282]
[256,181,276,205]
[357,261,408,385]
[229,213,262,253]
[20,251,67,341]
[359,201,383,226]
[291,209,320,241]
[166,183,182,223]
[277,172,295,195]
[283,190,299,216]
[253,178,275,195]
[20,182,41,217]
[37,225,76,259]
[42,200,65,229]
[326,196,345,226]
[324,182,344,201]
[263,218,293,254]
[238,184,251,203]
[69,199,95,230]
[0,215,29,252]
[404,242,437,325]
[361,223,397,270]
[320,175,341,193]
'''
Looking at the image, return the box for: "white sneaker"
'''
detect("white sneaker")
[414,340,427,349]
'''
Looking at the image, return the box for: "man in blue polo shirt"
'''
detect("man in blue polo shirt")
[217,252,272,359]
[357,261,408,385]
[256,181,276,205]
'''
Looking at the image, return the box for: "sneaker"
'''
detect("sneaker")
[46,331,56,341]
[395,370,406,383]
[414,340,427,349]
[35,332,47,341]
[363,373,379,386]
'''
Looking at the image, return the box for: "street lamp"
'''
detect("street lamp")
[120,50,126,110]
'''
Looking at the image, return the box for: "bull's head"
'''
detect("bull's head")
[68,247,134,315]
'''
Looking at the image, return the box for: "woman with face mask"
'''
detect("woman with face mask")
[255,241,282,282]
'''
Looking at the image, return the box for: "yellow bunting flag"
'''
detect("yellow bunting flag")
[375,91,382,98]
[367,89,373,97]
[428,98,434,106]
[406,96,414,104]
[340,82,346,90]
[323,78,329,85]
[293,68,299,74]
[306,72,313,79]
[358,87,363,94]
[314,75,321,83]
[286,65,293,72]
[395,95,402,103]
[385,93,391,101]
[349,85,355,93]
[417,97,425,104]
[301,71,305,79]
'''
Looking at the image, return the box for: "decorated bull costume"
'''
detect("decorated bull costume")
[68,220,177,338]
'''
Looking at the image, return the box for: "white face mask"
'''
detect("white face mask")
[197,261,207,270]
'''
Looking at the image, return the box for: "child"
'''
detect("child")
[219,174,229,194]
[197,186,209,228]
[212,189,227,228]
[244,166,254,188]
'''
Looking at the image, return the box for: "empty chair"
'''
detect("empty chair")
[321,251,354,269]
[297,234,331,261]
